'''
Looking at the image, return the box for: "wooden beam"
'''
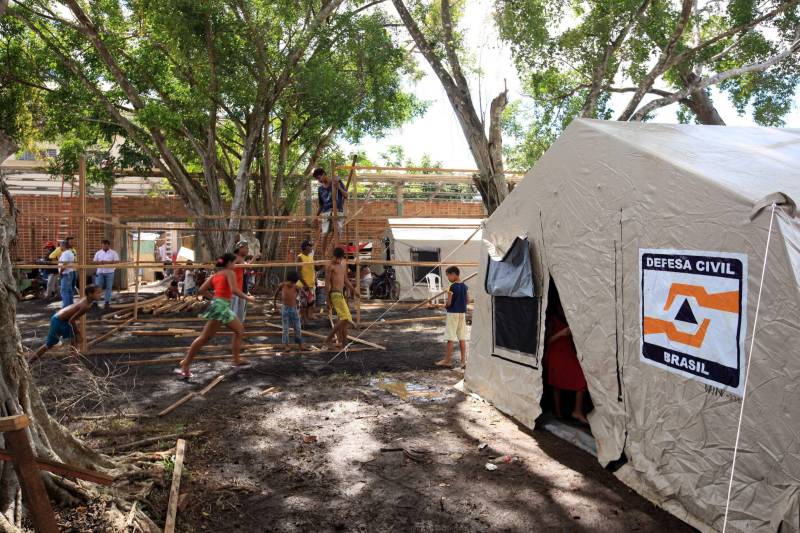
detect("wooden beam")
[371,315,445,325]
[0,448,113,486]
[87,317,135,348]
[122,346,371,366]
[158,375,225,417]
[164,439,186,533]
[103,431,203,453]
[262,321,385,350]
[2,415,58,533]
[79,155,88,353]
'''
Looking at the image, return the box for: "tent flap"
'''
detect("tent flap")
[485,237,535,297]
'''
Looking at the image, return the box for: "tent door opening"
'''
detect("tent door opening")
[537,279,596,455]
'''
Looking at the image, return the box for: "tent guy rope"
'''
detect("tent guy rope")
[721,203,777,533]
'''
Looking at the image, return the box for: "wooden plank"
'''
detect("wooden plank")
[0,414,30,432]
[0,448,113,486]
[123,347,371,367]
[3,415,58,533]
[133,227,142,321]
[87,317,135,349]
[372,315,445,325]
[79,156,88,353]
[409,271,478,311]
[263,321,385,350]
[158,375,225,417]
[164,438,186,533]
[103,431,203,453]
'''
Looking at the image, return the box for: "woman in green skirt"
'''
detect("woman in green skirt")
[176,253,255,378]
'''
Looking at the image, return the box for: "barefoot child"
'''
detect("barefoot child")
[274,271,305,350]
[176,253,255,378]
[30,285,103,361]
[325,247,358,348]
[436,266,468,368]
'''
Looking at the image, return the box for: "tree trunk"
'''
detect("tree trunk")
[682,72,726,125]
[0,139,157,531]
[391,0,509,214]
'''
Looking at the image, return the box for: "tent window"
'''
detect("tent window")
[493,296,538,356]
[486,237,538,359]
[411,248,440,283]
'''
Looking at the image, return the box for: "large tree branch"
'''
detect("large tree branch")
[618,0,694,121]
[391,0,458,95]
[226,0,346,238]
[630,38,800,120]
[440,0,468,90]
[582,0,653,117]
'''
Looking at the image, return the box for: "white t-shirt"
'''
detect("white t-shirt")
[59,249,76,274]
[94,249,120,274]
[184,270,196,291]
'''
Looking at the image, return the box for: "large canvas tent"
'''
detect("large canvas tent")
[465,119,800,532]
[384,218,482,300]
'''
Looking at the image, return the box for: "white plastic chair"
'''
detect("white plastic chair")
[424,272,445,305]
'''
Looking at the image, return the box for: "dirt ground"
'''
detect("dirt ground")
[19,293,693,532]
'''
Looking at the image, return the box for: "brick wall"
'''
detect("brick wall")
[8,194,484,262]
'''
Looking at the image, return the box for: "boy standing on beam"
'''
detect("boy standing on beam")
[315,168,348,258]
[325,247,359,348]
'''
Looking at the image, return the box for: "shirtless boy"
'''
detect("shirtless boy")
[325,247,358,347]
[274,271,305,350]
[30,285,103,361]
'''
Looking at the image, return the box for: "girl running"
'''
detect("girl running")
[176,253,255,378]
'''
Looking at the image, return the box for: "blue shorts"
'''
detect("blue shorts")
[46,315,74,348]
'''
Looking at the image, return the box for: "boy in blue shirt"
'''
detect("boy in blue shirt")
[437,266,468,368]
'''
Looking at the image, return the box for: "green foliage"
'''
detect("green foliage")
[495,0,800,168]
[3,0,422,236]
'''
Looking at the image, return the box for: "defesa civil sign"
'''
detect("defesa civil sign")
[639,249,748,395]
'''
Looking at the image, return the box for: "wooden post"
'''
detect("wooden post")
[395,182,404,216]
[353,171,361,324]
[133,227,142,320]
[163,438,186,533]
[78,155,88,353]
[330,158,338,249]
[0,415,59,533]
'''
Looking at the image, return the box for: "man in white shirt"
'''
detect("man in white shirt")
[58,240,76,308]
[93,239,120,308]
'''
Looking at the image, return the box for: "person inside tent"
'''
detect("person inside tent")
[544,285,590,425]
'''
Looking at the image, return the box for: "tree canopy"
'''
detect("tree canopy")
[2,0,423,255]
[497,0,800,167]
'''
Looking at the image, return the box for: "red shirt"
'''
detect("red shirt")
[210,272,233,299]
[234,264,245,291]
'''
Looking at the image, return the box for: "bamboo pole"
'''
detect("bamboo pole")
[354,170,361,324]
[331,158,338,251]
[13,259,479,269]
[133,227,142,320]
[409,271,478,311]
[79,156,88,353]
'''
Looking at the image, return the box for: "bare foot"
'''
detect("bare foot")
[460,361,466,369]
[572,411,589,425]
[435,359,453,367]
[173,367,192,379]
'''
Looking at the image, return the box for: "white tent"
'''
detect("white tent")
[384,218,482,300]
[465,119,800,532]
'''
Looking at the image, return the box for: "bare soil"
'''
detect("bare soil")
[19,294,693,532]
